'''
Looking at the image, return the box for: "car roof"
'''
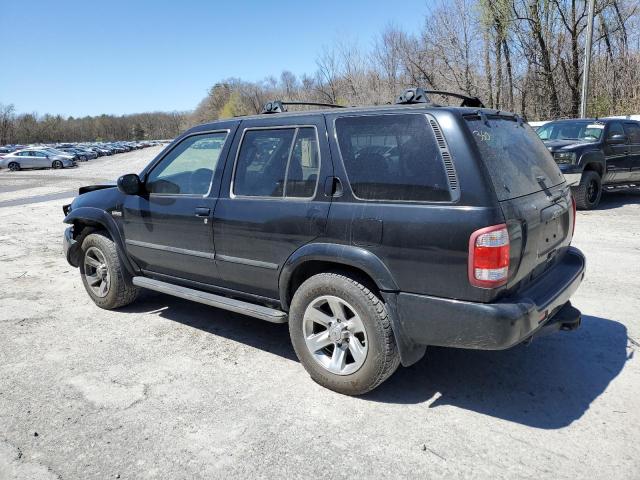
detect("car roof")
[187,104,494,134]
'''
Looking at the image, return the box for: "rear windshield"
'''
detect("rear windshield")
[466,116,564,201]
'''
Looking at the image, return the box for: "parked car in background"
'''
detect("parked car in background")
[536,118,640,209]
[1,148,76,170]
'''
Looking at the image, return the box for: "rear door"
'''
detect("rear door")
[623,122,640,182]
[604,121,631,182]
[212,114,331,299]
[465,114,573,289]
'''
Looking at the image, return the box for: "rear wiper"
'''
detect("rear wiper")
[537,176,564,203]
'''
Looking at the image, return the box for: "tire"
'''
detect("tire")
[51,160,63,169]
[571,170,602,210]
[79,232,139,309]
[289,272,400,395]
[8,162,20,171]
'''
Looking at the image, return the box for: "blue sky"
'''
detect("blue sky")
[0,0,429,117]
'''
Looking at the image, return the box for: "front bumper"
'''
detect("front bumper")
[63,226,80,267]
[396,247,586,350]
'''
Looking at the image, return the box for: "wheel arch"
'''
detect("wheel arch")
[64,207,138,275]
[278,243,399,311]
[579,151,605,178]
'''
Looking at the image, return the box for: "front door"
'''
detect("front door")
[122,130,232,285]
[212,115,332,299]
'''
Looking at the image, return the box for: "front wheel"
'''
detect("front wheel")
[8,162,20,171]
[289,273,400,395]
[51,160,63,169]
[79,232,139,309]
[571,170,602,210]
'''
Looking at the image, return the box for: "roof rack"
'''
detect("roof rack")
[261,101,346,114]
[395,88,485,108]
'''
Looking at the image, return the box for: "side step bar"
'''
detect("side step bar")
[132,277,288,324]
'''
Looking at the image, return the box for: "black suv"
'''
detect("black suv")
[62,89,585,395]
[537,118,640,209]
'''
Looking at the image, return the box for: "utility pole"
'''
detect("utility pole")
[580,0,596,118]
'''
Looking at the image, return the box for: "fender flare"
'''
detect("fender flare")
[278,242,399,309]
[577,150,606,177]
[63,207,138,275]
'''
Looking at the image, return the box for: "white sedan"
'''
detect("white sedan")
[0,148,77,171]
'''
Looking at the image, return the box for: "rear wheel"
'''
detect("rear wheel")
[79,232,139,309]
[289,272,400,395]
[8,162,20,171]
[571,170,602,210]
[52,160,63,169]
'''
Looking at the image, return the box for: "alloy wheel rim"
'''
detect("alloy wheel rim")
[84,247,110,297]
[302,295,368,376]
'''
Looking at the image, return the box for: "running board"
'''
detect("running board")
[132,277,288,323]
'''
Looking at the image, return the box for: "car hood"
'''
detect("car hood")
[543,139,595,153]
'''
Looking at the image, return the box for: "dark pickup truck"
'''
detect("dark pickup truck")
[62,89,585,395]
[537,118,640,209]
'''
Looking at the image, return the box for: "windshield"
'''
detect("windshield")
[536,121,604,142]
[466,115,564,201]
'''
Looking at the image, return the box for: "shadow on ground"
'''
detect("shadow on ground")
[122,292,631,430]
[596,189,640,210]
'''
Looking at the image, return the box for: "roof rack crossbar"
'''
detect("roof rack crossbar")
[261,101,345,114]
[395,88,485,108]
[421,90,485,108]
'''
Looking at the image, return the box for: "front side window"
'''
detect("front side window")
[146,132,228,195]
[335,114,451,201]
[233,127,320,198]
[624,123,640,144]
[607,122,625,139]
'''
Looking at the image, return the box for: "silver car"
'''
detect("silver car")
[0,149,76,171]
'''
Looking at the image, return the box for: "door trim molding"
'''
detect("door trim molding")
[125,239,215,259]
[216,254,278,270]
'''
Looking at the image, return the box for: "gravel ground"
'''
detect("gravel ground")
[0,146,639,479]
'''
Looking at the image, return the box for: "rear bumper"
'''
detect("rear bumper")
[396,247,586,350]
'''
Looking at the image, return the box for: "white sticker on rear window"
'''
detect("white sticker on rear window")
[586,124,604,129]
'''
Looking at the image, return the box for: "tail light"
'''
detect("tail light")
[570,194,577,239]
[468,224,510,288]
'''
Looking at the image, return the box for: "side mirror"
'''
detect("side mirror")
[117,173,142,195]
[607,134,627,145]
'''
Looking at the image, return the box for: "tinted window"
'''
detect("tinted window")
[623,123,640,143]
[146,132,227,195]
[285,128,320,198]
[233,128,320,198]
[466,116,564,201]
[335,114,451,201]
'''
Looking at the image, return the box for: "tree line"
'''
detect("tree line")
[0,105,185,145]
[2,0,638,145]
[192,0,639,123]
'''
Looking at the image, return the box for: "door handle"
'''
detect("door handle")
[194,207,211,217]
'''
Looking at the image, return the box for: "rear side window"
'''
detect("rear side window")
[335,114,452,201]
[466,116,564,201]
[233,127,320,198]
